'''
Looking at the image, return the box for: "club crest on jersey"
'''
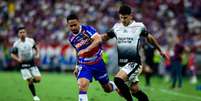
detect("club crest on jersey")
[123,29,128,33]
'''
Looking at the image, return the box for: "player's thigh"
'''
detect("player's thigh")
[115,70,128,81]
[20,68,32,80]
[115,62,138,81]
[128,66,142,92]
[30,66,41,81]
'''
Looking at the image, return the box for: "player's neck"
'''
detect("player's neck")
[72,25,82,35]
[20,37,26,42]
[122,20,133,26]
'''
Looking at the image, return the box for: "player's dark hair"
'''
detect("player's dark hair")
[119,5,131,15]
[66,13,79,22]
[17,26,25,33]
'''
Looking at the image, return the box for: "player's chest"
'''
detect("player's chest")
[114,27,141,44]
[17,42,33,52]
[71,34,91,49]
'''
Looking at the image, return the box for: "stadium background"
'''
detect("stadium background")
[0,0,201,101]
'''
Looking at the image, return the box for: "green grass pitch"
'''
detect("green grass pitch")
[0,71,200,101]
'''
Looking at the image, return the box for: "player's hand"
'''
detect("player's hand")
[17,58,22,63]
[73,66,79,77]
[160,51,169,60]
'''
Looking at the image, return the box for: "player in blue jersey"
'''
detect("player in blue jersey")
[66,14,117,101]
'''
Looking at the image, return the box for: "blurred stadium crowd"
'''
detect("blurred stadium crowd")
[0,0,201,76]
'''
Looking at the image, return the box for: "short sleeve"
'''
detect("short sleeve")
[11,42,18,54]
[84,25,97,38]
[140,28,149,37]
[138,23,148,37]
[107,29,116,38]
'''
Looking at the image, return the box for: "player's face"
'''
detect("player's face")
[119,14,132,26]
[18,29,27,39]
[67,19,80,34]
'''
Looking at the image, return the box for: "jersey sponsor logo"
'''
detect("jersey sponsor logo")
[117,37,134,43]
[75,39,89,49]
[120,59,128,63]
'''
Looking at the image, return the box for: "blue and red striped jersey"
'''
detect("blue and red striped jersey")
[68,25,102,65]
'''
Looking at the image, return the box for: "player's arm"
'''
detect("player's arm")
[101,30,116,42]
[147,34,168,59]
[32,39,40,59]
[11,47,22,63]
[147,34,162,53]
[141,29,167,59]
[33,44,40,59]
[78,33,102,55]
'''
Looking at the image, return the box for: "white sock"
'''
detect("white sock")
[109,81,117,91]
[79,91,88,101]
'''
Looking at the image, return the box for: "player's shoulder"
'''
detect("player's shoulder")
[13,39,20,47]
[132,21,145,28]
[113,22,122,28]
[82,25,96,31]
[26,37,35,42]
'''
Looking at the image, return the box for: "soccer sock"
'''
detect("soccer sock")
[79,91,88,101]
[132,90,149,101]
[28,83,36,96]
[109,81,117,91]
[33,79,38,83]
[114,77,133,101]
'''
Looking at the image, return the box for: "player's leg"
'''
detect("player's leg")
[129,64,149,101]
[130,82,149,101]
[21,68,38,100]
[93,59,117,93]
[78,78,90,101]
[114,70,133,101]
[100,81,117,93]
[31,66,41,100]
[31,66,41,83]
[177,62,182,88]
[77,65,93,101]
[171,61,177,88]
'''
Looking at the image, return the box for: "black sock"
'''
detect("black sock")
[28,83,36,96]
[114,77,133,101]
[33,79,38,83]
[132,90,149,101]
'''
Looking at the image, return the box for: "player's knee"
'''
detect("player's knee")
[102,84,112,93]
[33,77,41,83]
[27,79,33,85]
[130,83,139,93]
[79,82,88,91]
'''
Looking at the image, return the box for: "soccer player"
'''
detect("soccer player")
[11,27,41,101]
[66,14,117,101]
[102,5,167,101]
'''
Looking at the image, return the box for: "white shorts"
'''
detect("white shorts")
[20,66,41,80]
[120,62,142,86]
